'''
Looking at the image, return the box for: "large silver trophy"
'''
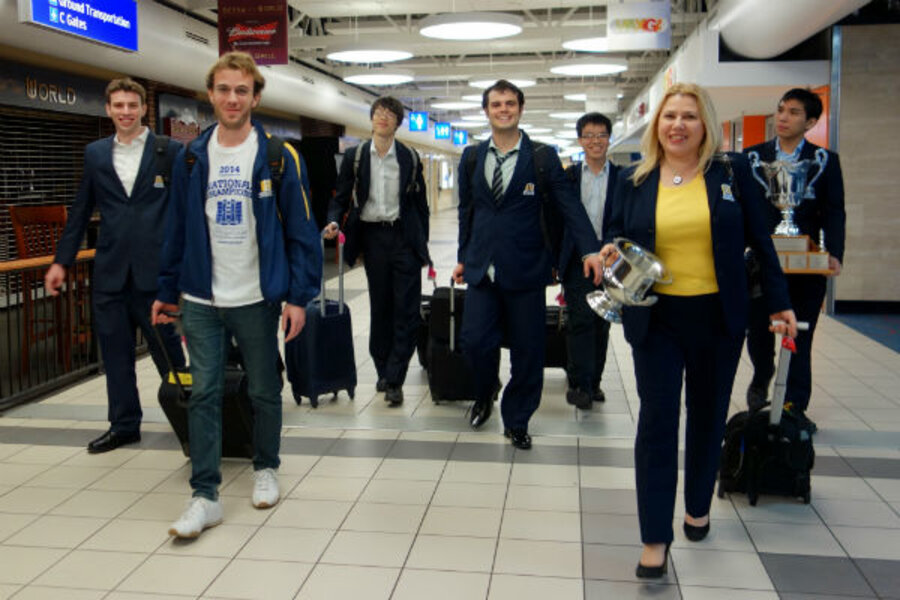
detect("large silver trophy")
[586,238,671,324]
[748,148,828,236]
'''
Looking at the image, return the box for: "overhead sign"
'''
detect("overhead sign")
[434,122,451,140]
[409,111,428,132]
[0,60,108,117]
[218,0,288,66]
[452,130,468,146]
[607,1,670,51]
[18,0,138,52]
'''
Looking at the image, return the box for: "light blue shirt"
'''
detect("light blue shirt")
[580,161,609,240]
[776,137,805,162]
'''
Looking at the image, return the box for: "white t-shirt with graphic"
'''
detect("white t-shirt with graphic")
[184,127,263,307]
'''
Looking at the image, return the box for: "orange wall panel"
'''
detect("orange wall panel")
[806,85,830,149]
[742,115,767,148]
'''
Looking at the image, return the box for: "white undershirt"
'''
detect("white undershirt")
[112,126,149,197]
[184,127,262,307]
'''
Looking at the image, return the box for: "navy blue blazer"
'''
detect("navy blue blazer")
[743,139,845,262]
[457,132,601,291]
[55,131,181,293]
[557,161,620,274]
[605,153,791,345]
[328,140,431,266]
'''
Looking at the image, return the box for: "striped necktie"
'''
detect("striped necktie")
[491,148,517,204]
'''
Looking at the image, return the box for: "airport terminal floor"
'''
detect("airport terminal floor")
[1,207,899,600]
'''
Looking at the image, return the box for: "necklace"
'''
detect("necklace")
[672,174,683,185]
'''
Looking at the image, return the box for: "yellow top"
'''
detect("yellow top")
[653,176,719,295]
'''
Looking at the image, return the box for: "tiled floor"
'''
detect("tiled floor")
[2,207,900,599]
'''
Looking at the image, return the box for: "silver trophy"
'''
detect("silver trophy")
[748,148,828,236]
[586,238,671,324]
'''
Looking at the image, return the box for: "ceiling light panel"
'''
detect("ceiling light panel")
[326,47,412,64]
[431,101,482,110]
[549,58,628,77]
[419,12,523,41]
[562,37,610,52]
[343,69,414,86]
[469,77,536,89]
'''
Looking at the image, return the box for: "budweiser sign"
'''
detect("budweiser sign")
[217,0,288,65]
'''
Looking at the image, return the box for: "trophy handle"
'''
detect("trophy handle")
[631,295,659,308]
[804,148,828,199]
[747,151,770,194]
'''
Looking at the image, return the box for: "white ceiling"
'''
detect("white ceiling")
[168,0,712,138]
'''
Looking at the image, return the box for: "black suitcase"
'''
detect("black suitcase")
[544,302,568,370]
[427,280,477,402]
[284,235,356,407]
[718,327,814,505]
[154,327,255,459]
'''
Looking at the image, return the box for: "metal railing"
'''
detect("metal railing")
[0,250,99,411]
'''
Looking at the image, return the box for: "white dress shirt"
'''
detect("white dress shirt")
[484,134,523,194]
[360,140,401,222]
[112,126,149,198]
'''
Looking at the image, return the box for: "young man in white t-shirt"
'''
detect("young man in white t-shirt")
[152,52,321,538]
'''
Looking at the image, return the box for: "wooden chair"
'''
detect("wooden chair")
[7,204,74,372]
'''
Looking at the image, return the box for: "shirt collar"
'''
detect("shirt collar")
[370,138,396,158]
[582,160,609,177]
[114,126,148,148]
[489,132,523,156]
[775,136,805,159]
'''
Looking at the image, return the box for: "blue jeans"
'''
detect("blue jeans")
[182,300,283,501]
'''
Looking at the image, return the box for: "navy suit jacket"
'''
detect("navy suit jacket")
[55,131,181,293]
[742,139,845,263]
[328,140,431,266]
[457,132,601,291]
[557,161,619,274]
[605,153,791,345]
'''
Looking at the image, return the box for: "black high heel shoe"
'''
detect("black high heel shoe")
[683,520,710,542]
[635,542,671,579]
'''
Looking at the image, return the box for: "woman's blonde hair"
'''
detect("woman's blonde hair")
[631,82,721,185]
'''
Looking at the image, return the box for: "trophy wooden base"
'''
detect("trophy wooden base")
[772,235,832,274]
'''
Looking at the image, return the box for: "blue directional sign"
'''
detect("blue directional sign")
[408,111,428,132]
[19,0,138,52]
[452,130,468,146]
[434,122,451,140]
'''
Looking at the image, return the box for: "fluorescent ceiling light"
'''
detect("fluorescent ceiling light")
[562,36,610,52]
[461,94,483,102]
[450,121,487,129]
[431,101,482,110]
[557,130,579,139]
[526,127,553,134]
[343,69,414,86]
[474,132,492,140]
[419,12,523,41]
[564,93,587,102]
[548,112,584,120]
[469,77,536,89]
[550,58,628,77]
[460,114,488,122]
[326,45,412,63]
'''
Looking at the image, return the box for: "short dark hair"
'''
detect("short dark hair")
[105,78,146,105]
[576,112,612,138]
[481,79,525,109]
[780,88,823,121]
[370,96,404,125]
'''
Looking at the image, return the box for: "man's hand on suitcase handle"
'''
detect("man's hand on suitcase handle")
[282,303,306,343]
[452,263,465,285]
[323,222,340,240]
[152,300,180,325]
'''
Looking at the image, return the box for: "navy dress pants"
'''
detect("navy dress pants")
[631,294,743,544]
[562,260,610,393]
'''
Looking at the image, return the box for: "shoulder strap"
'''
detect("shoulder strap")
[266,134,286,193]
[351,142,366,208]
[531,141,563,255]
[154,134,175,185]
[405,143,420,194]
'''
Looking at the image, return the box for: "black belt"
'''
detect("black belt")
[363,219,400,228]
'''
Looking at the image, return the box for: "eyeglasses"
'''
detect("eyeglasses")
[372,109,397,122]
[579,133,610,140]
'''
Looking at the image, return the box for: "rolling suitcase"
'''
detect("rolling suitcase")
[544,293,568,370]
[427,279,477,402]
[154,326,255,459]
[417,268,437,369]
[718,322,814,505]
[284,233,356,407]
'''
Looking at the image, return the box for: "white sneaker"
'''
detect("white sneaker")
[252,468,280,508]
[168,497,223,538]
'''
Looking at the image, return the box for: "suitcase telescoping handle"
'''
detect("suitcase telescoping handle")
[449,277,456,352]
[319,232,346,314]
[152,323,189,405]
[769,320,809,426]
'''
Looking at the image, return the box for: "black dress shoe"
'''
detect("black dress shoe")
[376,378,388,393]
[635,542,671,579]
[592,388,606,403]
[469,399,492,428]
[566,388,592,410]
[683,520,710,541]
[87,430,140,454]
[385,386,403,407]
[506,428,531,450]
